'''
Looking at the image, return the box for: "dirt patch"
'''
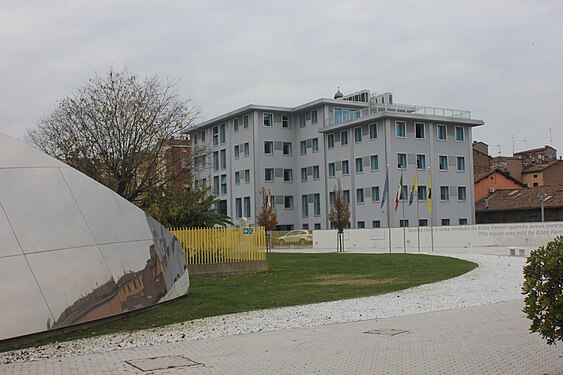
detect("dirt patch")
[311,275,405,286]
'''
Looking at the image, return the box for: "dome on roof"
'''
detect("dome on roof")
[334,88,343,99]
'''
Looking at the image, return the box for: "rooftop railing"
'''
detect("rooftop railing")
[330,103,472,126]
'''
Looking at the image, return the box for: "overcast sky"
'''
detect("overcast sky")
[1,0,562,157]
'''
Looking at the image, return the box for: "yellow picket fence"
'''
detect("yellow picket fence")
[170,226,267,265]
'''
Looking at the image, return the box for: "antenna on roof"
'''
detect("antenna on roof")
[495,144,501,155]
[549,128,552,146]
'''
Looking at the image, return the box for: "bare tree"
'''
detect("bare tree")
[26,68,200,207]
[328,178,350,252]
[256,187,278,251]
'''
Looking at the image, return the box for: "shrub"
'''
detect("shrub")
[522,236,563,345]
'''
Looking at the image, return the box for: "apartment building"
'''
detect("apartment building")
[186,90,484,230]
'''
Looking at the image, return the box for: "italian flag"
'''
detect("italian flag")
[395,173,403,212]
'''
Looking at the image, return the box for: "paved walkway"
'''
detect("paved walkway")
[2,299,562,374]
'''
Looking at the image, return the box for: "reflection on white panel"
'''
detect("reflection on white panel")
[98,242,147,280]
[0,168,96,253]
[0,204,23,257]
[60,168,135,244]
[0,256,53,339]
[27,246,115,325]
[114,192,153,240]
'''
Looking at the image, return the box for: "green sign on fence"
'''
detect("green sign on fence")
[243,227,254,235]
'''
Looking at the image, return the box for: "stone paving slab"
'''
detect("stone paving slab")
[2,300,562,375]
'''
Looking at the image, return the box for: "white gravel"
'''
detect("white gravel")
[1,253,526,364]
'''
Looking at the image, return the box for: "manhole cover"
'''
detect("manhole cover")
[364,328,409,336]
[125,355,201,371]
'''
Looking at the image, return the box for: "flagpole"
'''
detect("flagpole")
[402,192,406,254]
[416,173,420,253]
[386,164,391,253]
[428,166,434,252]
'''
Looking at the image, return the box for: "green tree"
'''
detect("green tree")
[26,67,199,207]
[522,236,563,345]
[146,186,232,228]
[328,178,350,252]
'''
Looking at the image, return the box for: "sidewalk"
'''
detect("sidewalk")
[2,299,562,374]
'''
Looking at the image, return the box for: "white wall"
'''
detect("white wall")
[313,221,563,254]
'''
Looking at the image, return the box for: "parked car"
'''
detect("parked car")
[277,230,312,245]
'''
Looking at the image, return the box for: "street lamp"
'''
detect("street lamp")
[538,194,548,222]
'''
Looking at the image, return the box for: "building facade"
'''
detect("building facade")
[187,90,484,230]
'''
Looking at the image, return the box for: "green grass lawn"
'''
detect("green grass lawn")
[26,252,476,346]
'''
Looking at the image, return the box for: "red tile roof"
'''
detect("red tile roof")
[475,185,563,212]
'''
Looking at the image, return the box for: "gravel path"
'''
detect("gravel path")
[1,253,526,364]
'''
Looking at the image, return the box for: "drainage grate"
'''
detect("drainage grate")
[364,328,409,336]
[125,355,202,372]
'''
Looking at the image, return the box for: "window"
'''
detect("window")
[300,140,307,155]
[440,186,449,200]
[355,158,363,173]
[220,149,226,169]
[419,219,428,227]
[234,145,240,159]
[340,130,348,145]
[357,221,365,229]
[459,218,468,225]
[418,185,427,200]
[400,185,408,200]
[282,115,290,128]
[371,186,380,202]
[455,126,464,142]
[314,223,321,230]
[311,110,318,124]
[303,224,309,230]
[328,162,336,177]
[301,168,308,182]
[213,151,219,171]
[263,113,273,127]
[327,133,335,148]
[314,194,321,216]
[437,124,447,140]
[342,190,350,203]
[415,123,425,139]
[264,141,274,154]
[442,218,450,226]
[299,113,306,128]
[370,155,379,171]
[219,124,226,144]
[244,197,251,217]
[213,176,219,195]
[235,171,240,185]
[283,169,293,182]
[400,219,409,227]
[284,196,294,209]
[235,198,242,218]
[302,195,308,217]
[458,186,467,201]
[354,127,362,143]
[212,126,219,146]
[220,174,227,194]
[283,142,292,155]
[244,169,250,183]
[265,168,274,182]
[313,165,320,180]
[439,155,448,170]
[397,153,407,169]
[456,156,466,171]
[244,142,249,156]
[243,115,249,129]
[372,220,381,228]
[234,118,239,132]
[200,130,206,142]
[342,160,350,175]
[329,191,335,205]
[395,121,406,138]
[369,123,378,139]
[312,138,319,152]
[356,188,365,204]
[416,154,426,170]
